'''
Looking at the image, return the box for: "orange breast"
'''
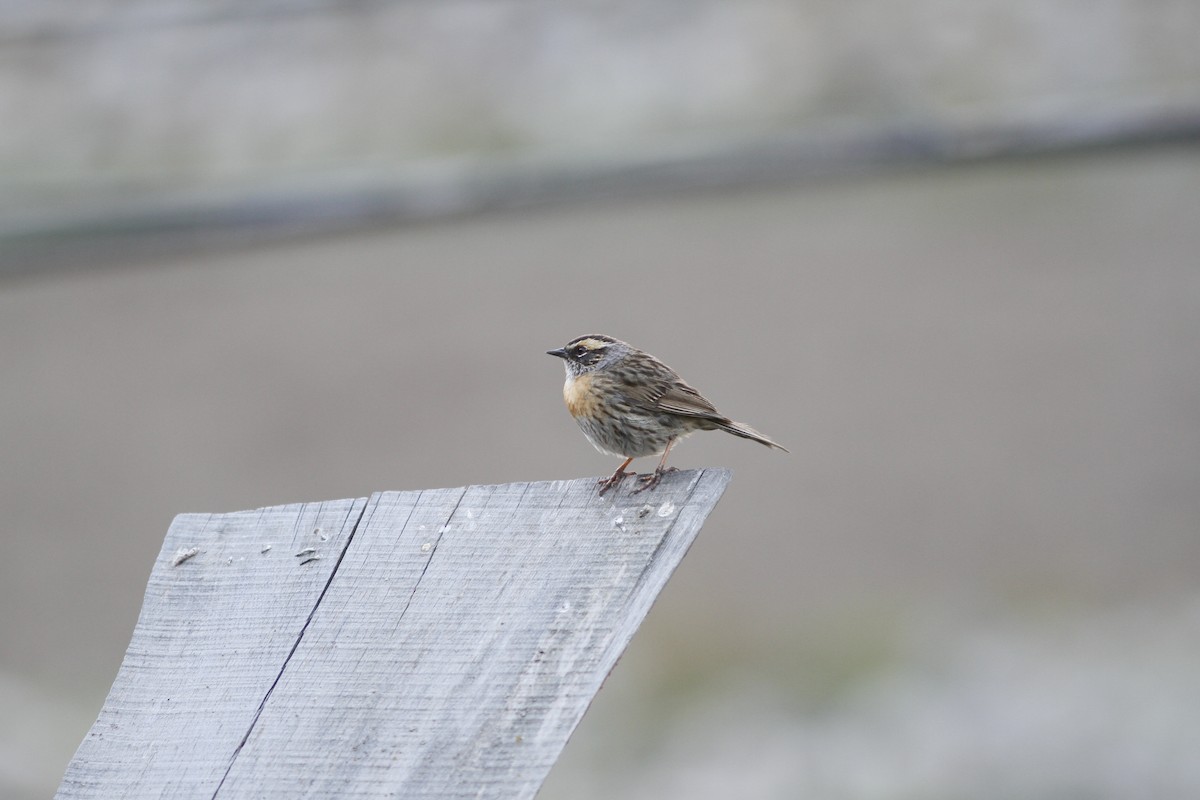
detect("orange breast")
[563,373,600,418]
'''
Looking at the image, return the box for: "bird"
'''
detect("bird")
[547,334,787,495]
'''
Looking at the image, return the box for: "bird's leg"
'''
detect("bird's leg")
[598,457,635,496]
[633,439,678,494]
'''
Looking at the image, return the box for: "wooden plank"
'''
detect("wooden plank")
[57,469,731,799]
[56,497,369,799]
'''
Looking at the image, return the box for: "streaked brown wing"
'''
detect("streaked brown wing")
[632,379,724,420]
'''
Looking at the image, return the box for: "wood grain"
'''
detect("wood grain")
[57,469,731,799]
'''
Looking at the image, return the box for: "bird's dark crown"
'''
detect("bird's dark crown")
[549,334,625,372]
[566,334,617,351]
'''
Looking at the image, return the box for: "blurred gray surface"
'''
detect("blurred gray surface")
[5,0,1199,234]
[2,146,1200,798]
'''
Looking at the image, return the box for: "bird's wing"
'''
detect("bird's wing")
[656,382,723,418]
[629,378,725,421]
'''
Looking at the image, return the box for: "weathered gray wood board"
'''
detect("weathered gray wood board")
[57,468,731,799]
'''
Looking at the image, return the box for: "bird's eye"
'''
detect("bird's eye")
[573,345,589,358]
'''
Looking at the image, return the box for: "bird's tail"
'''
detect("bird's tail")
[716,419,789,452]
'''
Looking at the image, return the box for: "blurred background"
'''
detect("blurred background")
[3,2,1200,798]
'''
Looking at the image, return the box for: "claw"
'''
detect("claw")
[631,466,678,494]
[597,470,631,496]
[597,456,637,496]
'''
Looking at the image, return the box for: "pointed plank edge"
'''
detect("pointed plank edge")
[57,468,733,800]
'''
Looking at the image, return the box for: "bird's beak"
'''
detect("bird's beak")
[546,348,568,359]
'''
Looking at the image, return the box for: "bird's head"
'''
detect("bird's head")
[546,335,626,376]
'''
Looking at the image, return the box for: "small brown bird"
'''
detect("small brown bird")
[547,335,787,495]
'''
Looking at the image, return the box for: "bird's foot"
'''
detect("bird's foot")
[631,466,678,494]
[598,469,632,496]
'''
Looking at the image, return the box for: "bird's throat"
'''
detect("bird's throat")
[563,373,600,418]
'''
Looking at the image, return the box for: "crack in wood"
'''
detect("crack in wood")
[392,486,471,625]
[210,498,371,799]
